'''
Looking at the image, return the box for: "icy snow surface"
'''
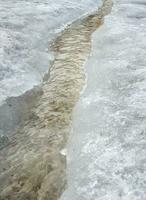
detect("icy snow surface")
[61,0,146,200]
[0,0,101,105]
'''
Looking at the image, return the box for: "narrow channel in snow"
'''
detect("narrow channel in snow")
[0,1,111,198]
[61,0,146,199]
[0,0,102,135]
[0,0,101,105]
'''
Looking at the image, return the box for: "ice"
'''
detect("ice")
[0,0,101,105]
[61,0,146,199]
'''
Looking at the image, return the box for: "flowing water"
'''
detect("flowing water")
[0,0,102,136]
[0,1,112,199]
[0,0,146,199]
[0,0,101,105]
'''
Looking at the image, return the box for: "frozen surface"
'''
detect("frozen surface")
[61,0,146,199]
[0,0,101,105]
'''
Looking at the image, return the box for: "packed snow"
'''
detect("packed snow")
[61,0,146,199]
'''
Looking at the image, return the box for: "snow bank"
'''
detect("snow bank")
[61,0,146,199]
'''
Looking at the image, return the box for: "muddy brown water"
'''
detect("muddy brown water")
[0,1,112,199]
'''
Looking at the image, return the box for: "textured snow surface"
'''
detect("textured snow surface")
[61,0,146,200]
[0,0,101,104]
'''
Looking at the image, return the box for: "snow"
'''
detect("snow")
[0,0,101,105]
[61,0,146,199]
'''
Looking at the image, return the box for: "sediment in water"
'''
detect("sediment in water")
[0,1,112,199]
